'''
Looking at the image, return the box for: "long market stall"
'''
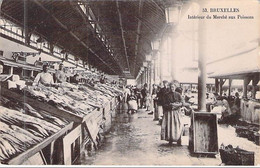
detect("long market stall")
[0,68,123,165]
[0,92,74,164]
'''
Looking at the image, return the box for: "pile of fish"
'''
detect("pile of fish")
[78,85,110,107]
[0,96,68,128]
[22,84,95,116]
[0,106,63,163]
[96,83,123,96]
[21,82,117,116]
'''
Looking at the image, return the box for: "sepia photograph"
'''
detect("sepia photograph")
[0,0,259,166]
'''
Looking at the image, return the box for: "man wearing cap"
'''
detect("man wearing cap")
[33,64,54,86]
[55,63,67,83]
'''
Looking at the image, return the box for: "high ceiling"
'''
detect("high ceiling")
[0,0,178,77]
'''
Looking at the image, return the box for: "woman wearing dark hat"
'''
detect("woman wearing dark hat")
[161,82,184,145]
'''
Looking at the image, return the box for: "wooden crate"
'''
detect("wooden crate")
[191,112,218,154]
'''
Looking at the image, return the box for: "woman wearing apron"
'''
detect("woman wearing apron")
[161,82,184,145]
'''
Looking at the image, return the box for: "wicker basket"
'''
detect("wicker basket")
[254,132,260,145]
[219,148,254,165]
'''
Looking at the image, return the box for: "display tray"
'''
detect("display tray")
[0,87,98,123]
[7,122,74,165]
[192,112,219,154]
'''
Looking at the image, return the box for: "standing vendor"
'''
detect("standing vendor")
[157,80,170,124]
[141,83,148,109]
[161,82,183,145]
[33,64,54,86]
[55,63,67,83]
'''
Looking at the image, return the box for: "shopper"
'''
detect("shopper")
[161,82,183,145]
[184,89,195,105]
[127,91,138,114]
[220,97,232,118]
[55,63,67,83]
[135,85,142,109]
[234,92,240,108]
[175,87,183,95]
[157,81,170,124]
[33,64,55,87]
[124,85,131,103]
[140,83,148,109]
[151,84,159,118]
[228,92,241,122]
[146,92,151,112]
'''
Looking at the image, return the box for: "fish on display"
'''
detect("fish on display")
[23,103,44,119]
[10,125,43,143]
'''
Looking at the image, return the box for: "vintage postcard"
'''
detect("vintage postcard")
[0,0,259,167]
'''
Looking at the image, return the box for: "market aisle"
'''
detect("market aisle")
[76,103,222,166]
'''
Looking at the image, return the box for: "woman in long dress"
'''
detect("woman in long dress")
[161,82,184,145]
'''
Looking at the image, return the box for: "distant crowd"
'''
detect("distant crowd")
[120,80,242,145]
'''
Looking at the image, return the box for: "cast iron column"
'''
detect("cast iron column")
[198,6,207,112]
[0,0,3,9]
[24,0,30,45]
[170,36,176,81]
[228,79,232,96]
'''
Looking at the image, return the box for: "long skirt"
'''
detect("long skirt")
[141,97,146,108]
[128,100,138,110]
[146,96,151,109]
[158,105,163,119]
[153,101,159,120]
[161,108,183,142]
